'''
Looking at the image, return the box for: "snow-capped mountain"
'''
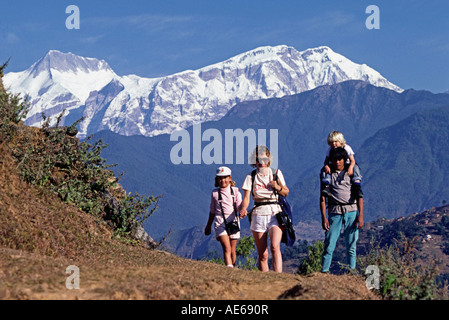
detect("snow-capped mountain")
[4,45,403,138]
[4,50,118,128]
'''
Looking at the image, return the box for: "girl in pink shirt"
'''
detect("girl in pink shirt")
[205,166,242,267]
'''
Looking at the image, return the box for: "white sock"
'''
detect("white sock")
[226,265,234,268]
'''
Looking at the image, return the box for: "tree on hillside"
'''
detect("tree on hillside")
[0,59,30,130]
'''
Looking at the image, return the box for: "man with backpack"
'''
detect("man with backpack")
[320,147,364,273]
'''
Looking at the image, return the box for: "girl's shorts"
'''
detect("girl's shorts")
[250,214,280,233]
[214,216,240,239]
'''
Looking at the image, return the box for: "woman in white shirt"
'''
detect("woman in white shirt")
[239,146,289,273]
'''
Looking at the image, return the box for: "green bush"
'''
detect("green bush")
[114,192,160,236]
[297,240,324,275]
[236,236,257,270]
[359,235,443,300]
[0,60,30,138]
[12,121,160,237]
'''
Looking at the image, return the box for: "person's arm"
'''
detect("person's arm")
[356,197,364,229]
[239,189,251,219]
[324,156,331,174]
[270,180,289,197]
[204,212,215,235]
[320,195,329,231]
[270,170,289,197]
[277,184,289,197]
[235,188,243,212]
[347,155,356,176]
[205,192,216,235]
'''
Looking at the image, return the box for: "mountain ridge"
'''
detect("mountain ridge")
[5,45,402,138]
[30,50,114,75]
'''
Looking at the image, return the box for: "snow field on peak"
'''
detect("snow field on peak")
[4,45,403,138]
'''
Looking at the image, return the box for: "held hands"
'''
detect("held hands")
[239,208,248,219]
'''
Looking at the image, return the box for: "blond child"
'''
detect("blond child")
[321,131,362,197]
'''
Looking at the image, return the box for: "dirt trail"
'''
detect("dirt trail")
[0,245,378,300]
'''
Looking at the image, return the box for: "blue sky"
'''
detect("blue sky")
[1,0,448,93]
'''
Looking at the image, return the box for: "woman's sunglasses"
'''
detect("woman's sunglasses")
[257,157,270,163]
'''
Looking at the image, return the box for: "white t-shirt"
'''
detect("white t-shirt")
[326,144,354,164]
[242,168,286,216]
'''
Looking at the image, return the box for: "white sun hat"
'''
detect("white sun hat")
[216,166,232,177]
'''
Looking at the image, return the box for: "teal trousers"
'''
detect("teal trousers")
[321,211,359,272]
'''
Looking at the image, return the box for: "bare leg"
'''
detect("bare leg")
[252,231,269,272]
[218,235,236,266]
[230,238,238,266]
[269,226,283,273]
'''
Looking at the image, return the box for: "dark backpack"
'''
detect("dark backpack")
[250,169,295,246]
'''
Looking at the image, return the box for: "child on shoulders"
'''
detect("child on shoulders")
[321,131,362,197]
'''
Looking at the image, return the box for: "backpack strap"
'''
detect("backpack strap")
[250,169,257,197]
[251,168,280,199]
[273,168,279,194]
[218,187,239,218]
[230,187,239,217]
